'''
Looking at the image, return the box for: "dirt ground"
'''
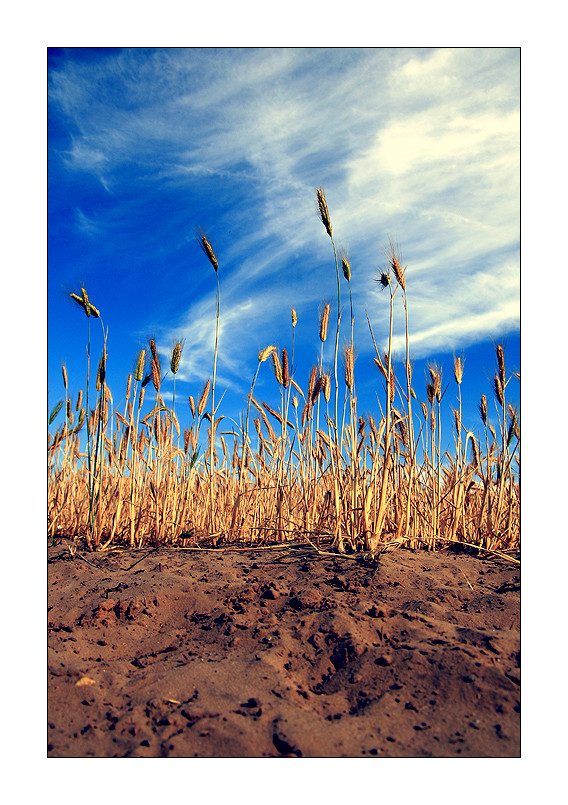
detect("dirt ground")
[47,541,520,758]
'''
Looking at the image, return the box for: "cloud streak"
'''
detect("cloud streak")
[49,47,519,398]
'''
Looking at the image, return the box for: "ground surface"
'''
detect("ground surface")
[47,541,520,758]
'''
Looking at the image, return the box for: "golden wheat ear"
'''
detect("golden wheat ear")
[339,247,351,281]
[496,343,506,387]
[319,302,331,343]
[453,354,464,385]
[135,349,146,382]
[196,228,219,272]
[315,187,333,238]
[271,350,283,385]
[479,394,488,425]
[170,340,184,374]
[391,255,406,291]
[197,379,211,417]
[281,349,289,389]
[258,345,276,363]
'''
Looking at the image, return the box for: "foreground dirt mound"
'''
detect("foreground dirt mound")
[47,543,520,757]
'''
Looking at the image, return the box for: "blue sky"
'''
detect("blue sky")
[48,47,520,453]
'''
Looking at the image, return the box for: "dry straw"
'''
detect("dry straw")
[49,188,519,559]
[344,344,354,392]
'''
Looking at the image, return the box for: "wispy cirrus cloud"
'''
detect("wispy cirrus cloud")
[49,47,519,394]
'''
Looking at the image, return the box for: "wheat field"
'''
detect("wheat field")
[48,189,520,558]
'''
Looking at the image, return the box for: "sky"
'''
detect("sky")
[48,46,520,457]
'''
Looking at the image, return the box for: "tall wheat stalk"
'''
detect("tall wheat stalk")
[197,230,221,535]
[49,190,519,559]
[316,188,342,443]
[69,287,105,548]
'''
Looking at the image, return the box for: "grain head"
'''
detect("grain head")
[271,350,283,385]
[282,348,289,389]
[312,375,323,405]
[96,353,106,390]
[340,247,351,282]
[470,434,480,467]
[197,379,211,417]
[315,187,333,238]
[453,355,464,385]
[151,357,161,393]
[170,340,184,374]
[374,356,388,381]
[197,229,219,272]
[322,373,331,404]
[258,345,276,363]
[493,374,504,407]
[391,255,406,291]
[49,400,63,425]
[319,302,331,343]
[135,349,146,382]
[149,338,159,368]
[479,394,488,426]
[496,343,506,387]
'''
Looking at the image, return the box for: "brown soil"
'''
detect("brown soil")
[47,542,520,758]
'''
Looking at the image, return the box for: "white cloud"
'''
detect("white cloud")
[50,47,519,383]
[363,109,519,178]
